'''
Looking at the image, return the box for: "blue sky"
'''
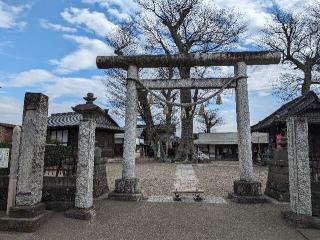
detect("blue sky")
[0,0,314,133]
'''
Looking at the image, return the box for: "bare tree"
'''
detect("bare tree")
[105,22,179,158]
[137,0,246,161]
[197,108,222,133]
[261,3,320,100]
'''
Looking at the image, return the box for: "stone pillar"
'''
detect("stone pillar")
[108,65,142,201]
[287,117,312,215]
[6,126,21,215]
[16,93,48,206]
[235,62,254,181]
[65,93,102,220]
[0,93,52,233]
[122,65,138,179]
[229,63,267,203]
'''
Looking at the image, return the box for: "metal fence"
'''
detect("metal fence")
[310,156,320,182]
[44,144,77,177]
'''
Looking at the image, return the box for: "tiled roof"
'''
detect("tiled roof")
[0,123,16,128]
[48,112,123,131]
[251,91,320,132]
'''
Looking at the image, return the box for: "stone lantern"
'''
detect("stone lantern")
[65,93,103,220]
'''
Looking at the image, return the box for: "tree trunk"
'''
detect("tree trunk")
[302,68,312,95]
[176,67,194,161]
[138,91,157,157]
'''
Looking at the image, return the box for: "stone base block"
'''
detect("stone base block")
[233,180,262,196]
[8,202,46,218]
[282,211,320,229]
[108,178,143,201]
[228,180,270,204]
[0,210,52,232]
[64,208,96,221]
[108,192,143,201]
[114,178,141,193]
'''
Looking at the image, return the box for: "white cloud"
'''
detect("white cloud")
[61,7,116,37]
[43,75,106,100]
[0,1,29,29]
[50,34,113,74]
[40,19,77,33]
[247,65,282,92]
[108,8,130,21]
[82,0,138,13]
[1,69,56,87]
[0,95,22,125]
[205,0,315,46]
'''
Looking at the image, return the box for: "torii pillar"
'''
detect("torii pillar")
[108,65,143,201]
[228,62,269,203]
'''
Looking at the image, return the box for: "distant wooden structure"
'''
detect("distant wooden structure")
[47,109,123,159]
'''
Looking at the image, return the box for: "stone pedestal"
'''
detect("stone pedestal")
[0,93,52,232]
[108,178,142,201]
[228,180,270,203]
[110,65,142,201]
[0,203,52,232]
[65,93,103,220]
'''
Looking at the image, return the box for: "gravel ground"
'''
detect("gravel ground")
[107,160,268,197]
[107,161,176,196]
[0,201,314,240]
[193,162,268,197]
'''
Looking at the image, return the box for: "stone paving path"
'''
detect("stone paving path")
[147,164,227,204]
[173,164,201,192]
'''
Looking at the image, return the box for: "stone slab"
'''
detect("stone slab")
[16,92,48,206]
[173,165,202,192]
[287,117,312,215]
[0,210,52,232]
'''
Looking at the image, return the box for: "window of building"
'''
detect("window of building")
[50,130,68,144]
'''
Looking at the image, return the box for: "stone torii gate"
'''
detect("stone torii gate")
[97,51,281,202]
